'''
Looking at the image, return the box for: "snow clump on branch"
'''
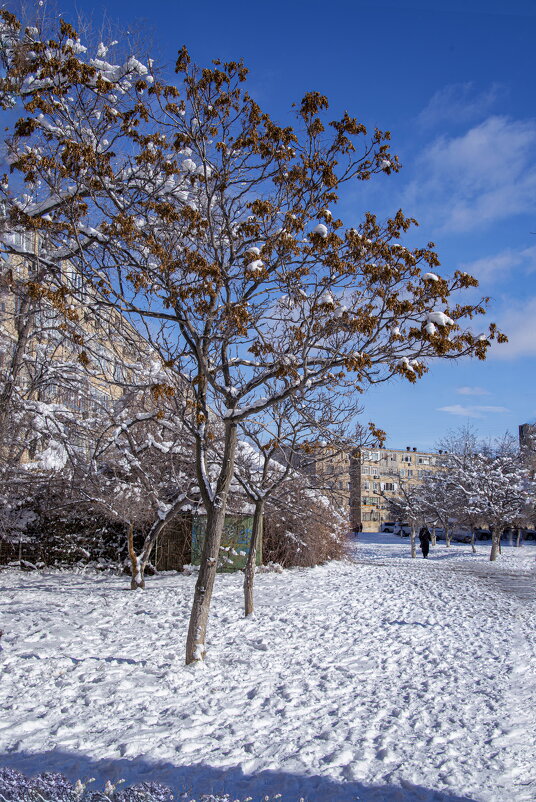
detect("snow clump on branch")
[312,223,328,238]
[427,310,454,327]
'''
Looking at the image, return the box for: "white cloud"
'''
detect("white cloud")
[461,245,536,284]
[490,295,536,359]
[456,386,491,396]
[405,116,536,233]
[438,404,509,418]
[418,83,502,129]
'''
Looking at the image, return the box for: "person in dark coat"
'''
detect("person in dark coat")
[418,526,432,558]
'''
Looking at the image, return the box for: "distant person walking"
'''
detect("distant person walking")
[419,526,432,559]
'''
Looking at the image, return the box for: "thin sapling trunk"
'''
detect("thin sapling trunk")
[410,525,416,559]
[128,523,145,590]
[244,498,264,617]
[185,421,237,664]
[490,527,503,561]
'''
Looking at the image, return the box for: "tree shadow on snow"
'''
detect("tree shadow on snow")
[0,749,479,801]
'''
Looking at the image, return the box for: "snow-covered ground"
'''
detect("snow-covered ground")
[1,534,535,801]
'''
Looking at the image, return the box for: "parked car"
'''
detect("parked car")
[452,532,472,544]
[382,521,396,533]
[394,523,411,537]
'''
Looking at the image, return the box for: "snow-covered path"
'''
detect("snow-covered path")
[1,536,535,801]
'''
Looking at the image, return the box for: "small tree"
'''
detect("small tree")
[385,481,426,558]
[77,386,197,588]
[234,392,372,615]
[463,436,531,561]
[433,426,482,553]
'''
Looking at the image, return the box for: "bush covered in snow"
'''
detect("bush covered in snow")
[0,769,284,801]
[0,486,129,570]
[0,769,174,801]
[263,482,347,567]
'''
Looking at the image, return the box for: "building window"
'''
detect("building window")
[363,450,380,462]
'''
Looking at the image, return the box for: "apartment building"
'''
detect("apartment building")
[309,447,352,519]
[282,442,443,531]
[0,232,154,413]
[276,444,352,521]
[351,446,443,532]
[519,422,536,477]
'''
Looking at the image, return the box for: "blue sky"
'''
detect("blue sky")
[21,0,536,448]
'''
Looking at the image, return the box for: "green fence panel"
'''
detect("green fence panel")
[191,514,262,571]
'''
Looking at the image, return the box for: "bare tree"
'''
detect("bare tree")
[384,481,426,558]
[464,436,530,561]
[234,392,373,615]
[77,386,197,588]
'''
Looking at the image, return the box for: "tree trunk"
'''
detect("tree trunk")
[126,494,188,590]
[470,526,476,554]
[185,421,237,665]
[431,526,437,547]
[128,524,145,590]
[516,529,522,548]
[244,498,264,617]
[0,293,35,435]
[410,525,416,558]
[490,527,503,561]
[445,526,451,547]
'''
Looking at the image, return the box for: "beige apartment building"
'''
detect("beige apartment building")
[309,447,352,518]
[351,446,443,532]
[519,422,536,478]
[287,443,443,531]
[1,232,154,430]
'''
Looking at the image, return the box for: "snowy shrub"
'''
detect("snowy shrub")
[98,781,174,802]
[263,480,347,567]
[0,768,79,801]
[0,504,129,570]
[0,770,285,802]
[0,769,174,802]
[197,797,281,801]
[256,561,284,573]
